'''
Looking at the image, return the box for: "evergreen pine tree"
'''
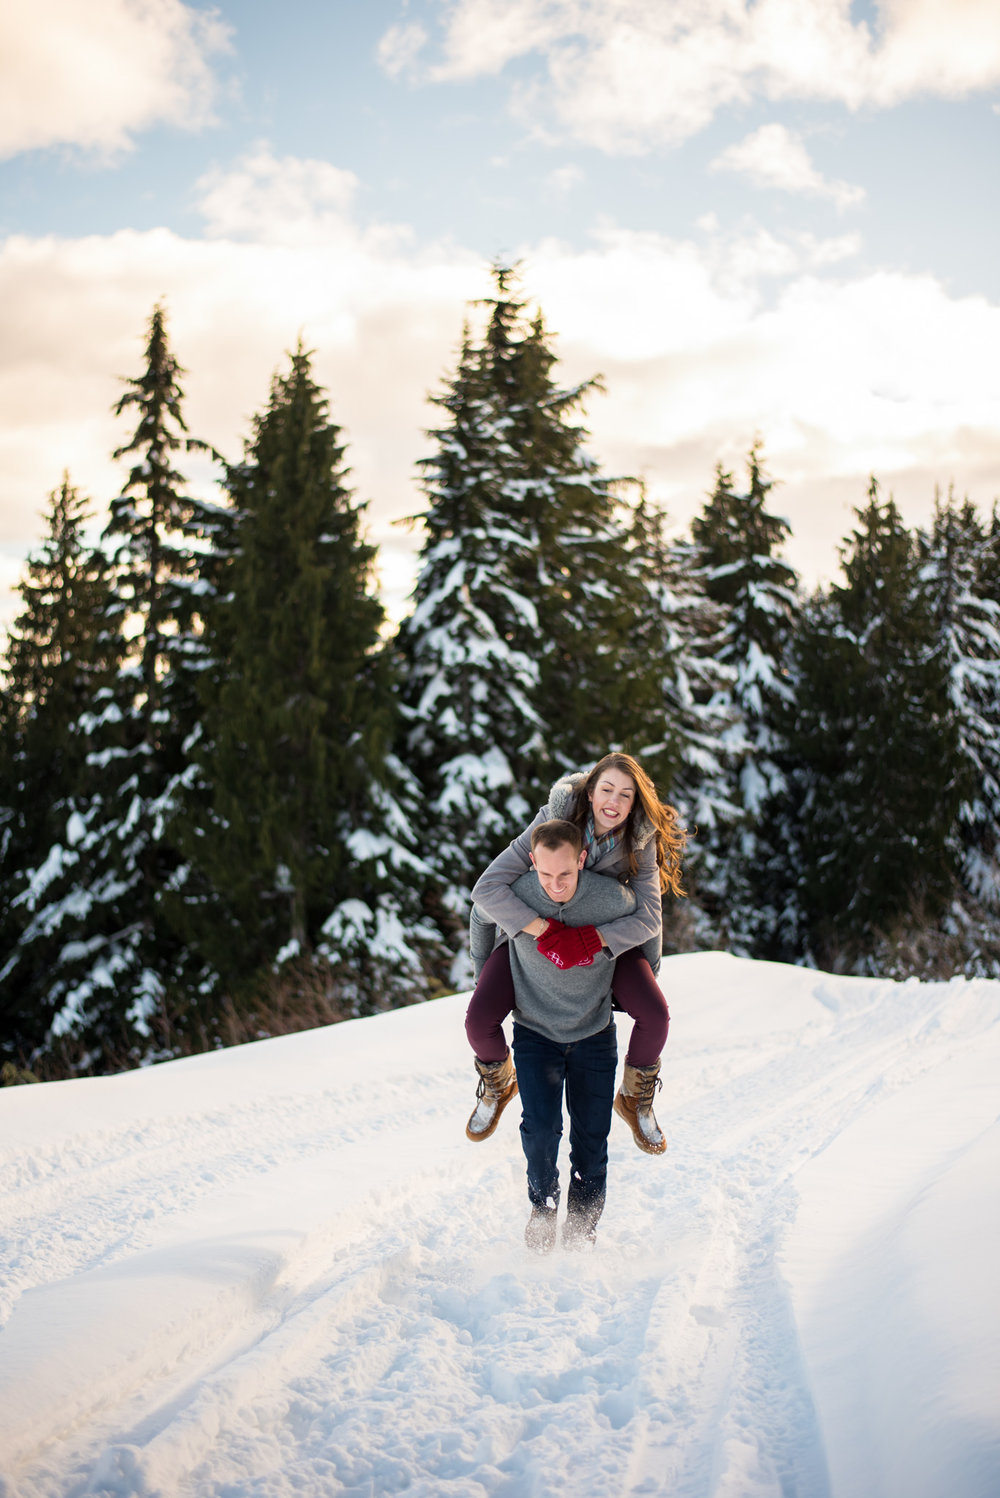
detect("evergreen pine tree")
[505,308,657,772]
[786,480,959,966]
[176,344,443,1018]
[918,491,1000,924]
[621,495,735,945]
[688,447,800,950]
[979,503,1000,605]
[0,477,117,1065]
[398,265,657,933]
[106,303,223,734]
[396,321,546,936]
[5,306,223,1071]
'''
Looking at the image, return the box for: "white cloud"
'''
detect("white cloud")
[546,164,585,194]
[392,0,1000,152]
[426,0,570,80]
[0,0,231,160]
[711,124,865,210]
[874,0,1000,99]
[0,158,998,631]
[700,220,863,293]
[376,20,429,79]
[196,147,364,247]
[0,210,484,629]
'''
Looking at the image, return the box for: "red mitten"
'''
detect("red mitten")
[537,923,602,969]
[535,921,564,957]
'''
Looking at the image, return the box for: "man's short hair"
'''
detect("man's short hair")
[530,818,583,856]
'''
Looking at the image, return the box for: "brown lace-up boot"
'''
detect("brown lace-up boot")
[614,1058,667,1154]
[465,1051,518,1141]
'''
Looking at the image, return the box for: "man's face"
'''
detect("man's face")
[530,842,587,903]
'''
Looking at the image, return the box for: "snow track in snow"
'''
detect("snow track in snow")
[1,954,998,1498]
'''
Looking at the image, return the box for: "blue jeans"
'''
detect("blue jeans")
[512,1019,618,1225]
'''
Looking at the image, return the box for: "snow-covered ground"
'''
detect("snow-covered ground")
[1,952,998,1498]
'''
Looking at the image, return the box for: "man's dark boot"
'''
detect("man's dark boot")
[524,1205,558,1254]
[563,1176,604,1250]
[562,1212,598,1250]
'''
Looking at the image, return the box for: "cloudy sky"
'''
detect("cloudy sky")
[2,0,999,627]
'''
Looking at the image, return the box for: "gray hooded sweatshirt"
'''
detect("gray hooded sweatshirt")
[470,867,640,1044]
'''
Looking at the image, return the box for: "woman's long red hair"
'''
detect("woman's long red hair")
[569,752,686,897]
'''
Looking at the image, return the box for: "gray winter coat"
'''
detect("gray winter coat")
[470,868,638,1043]
[470,771,662,968]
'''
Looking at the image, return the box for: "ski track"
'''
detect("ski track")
[0,1072,466,1327]
[1,962,996,1497]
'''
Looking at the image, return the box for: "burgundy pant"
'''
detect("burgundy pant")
[464,943,669,1068]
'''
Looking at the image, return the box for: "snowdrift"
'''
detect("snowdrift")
[1,953,998,1497]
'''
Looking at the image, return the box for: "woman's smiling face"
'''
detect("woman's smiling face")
[589,768,636,836]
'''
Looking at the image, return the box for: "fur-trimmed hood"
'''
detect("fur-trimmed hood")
[547,770,656,853]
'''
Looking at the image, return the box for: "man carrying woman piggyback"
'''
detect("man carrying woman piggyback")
[462,753,686,1252]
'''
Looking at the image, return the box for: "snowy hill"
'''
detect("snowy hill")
[1,953,998,1498]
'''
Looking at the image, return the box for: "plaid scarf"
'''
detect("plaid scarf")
[583,811,623,867]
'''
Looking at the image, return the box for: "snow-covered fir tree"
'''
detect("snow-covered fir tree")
[3,306,225,1071]
[105,304,225,741]
[785,480,959,968]
[507,308,656,774]
[0,477,118,1067]
[174,343,446,1022]
[622,495,737,947]
[918,491,1000,966]
[396,318,546,940]
[688,447,800,951]
[980,504,1000,604]
[398,265,651,939]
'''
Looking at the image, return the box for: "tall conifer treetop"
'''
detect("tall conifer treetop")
[398,263,654,946]
[2,476,112,733]
[173,342,442,1016]
[787,478,959,964]
[2,305,222,1073]
[105,302,223,734]
[0,476,118,1065]
[918,489,1000,917]
[685,445,800,951]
